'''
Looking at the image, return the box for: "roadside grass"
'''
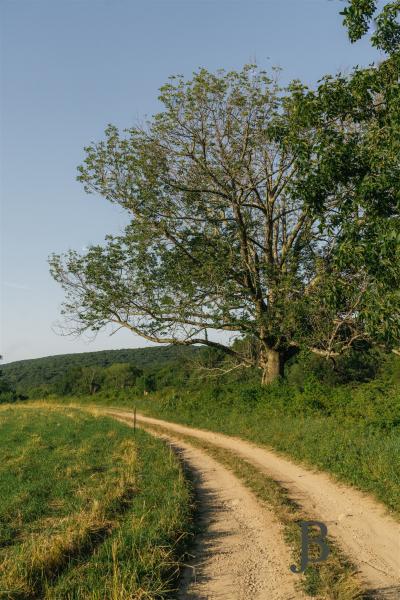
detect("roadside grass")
[118,381,400,518]
[0,404,193,599]
[139,422,365,600]
[43,385,400,518]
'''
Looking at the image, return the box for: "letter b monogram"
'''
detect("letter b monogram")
[290,521,330,573]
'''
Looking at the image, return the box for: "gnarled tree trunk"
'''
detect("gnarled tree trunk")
[260,348,284,385]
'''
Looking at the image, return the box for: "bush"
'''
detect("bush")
[0,370,18,403]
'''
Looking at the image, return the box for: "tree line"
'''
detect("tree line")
[2,344,396,403]
[0,346,199,400]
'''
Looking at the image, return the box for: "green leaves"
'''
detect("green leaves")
[341,0,377,42]
[372,1,400,53]
[341,0,400,53]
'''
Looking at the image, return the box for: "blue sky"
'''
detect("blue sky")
[1,0,383,363]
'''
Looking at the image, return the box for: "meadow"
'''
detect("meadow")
[0,405,192,599]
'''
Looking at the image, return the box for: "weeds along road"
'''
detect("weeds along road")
[154,433,302,600]
[108,410,400,599]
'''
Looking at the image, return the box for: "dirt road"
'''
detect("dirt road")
[110,410,400,598]
[111,413,304,598]
[157,434,302,599]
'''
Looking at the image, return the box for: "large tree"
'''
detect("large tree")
[50,64,399,384]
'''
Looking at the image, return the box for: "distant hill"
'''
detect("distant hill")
[1,346,199,392]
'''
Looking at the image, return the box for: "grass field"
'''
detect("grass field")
[0,405,192,599]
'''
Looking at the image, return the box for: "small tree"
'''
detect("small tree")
[0,370,17,403]
[50,66,399,384]
[54,366,83,396]
[79,366,104,395]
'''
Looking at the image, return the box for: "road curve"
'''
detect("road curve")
[112,413,304,599]
[109,410,400,598]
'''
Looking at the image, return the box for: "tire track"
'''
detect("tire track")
[112,414,304,599]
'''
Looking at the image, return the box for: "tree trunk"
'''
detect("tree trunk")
[260,348,284,385]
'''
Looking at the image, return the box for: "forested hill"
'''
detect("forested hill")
[1,346,199,392]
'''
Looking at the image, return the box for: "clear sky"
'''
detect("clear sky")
[1,0,383,364]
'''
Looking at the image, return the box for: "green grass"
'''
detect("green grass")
[0,404,193,599]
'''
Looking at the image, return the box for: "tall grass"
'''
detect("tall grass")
[0,405,192,599]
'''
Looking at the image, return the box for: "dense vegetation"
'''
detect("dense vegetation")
[0,404,192,599]
[0,346,198,400]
